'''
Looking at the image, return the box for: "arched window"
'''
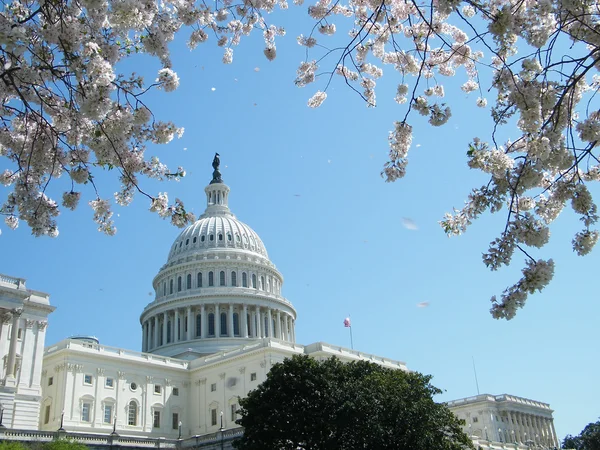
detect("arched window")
[220,313,228,336]
[242,272,248,287]
[220,271,226,286]
[167,321,171,343]
[196,314,202,337]
[197,272,203,288]
[208,313,215,336]
[227,233,232,241]
[260,276,265,290]
[252,274,257,289]
[169,279,173,294]
[231,271,237,287]
[128,401,137,426]
[218,233,223,241]
[208,271,214,286]
[210,234,214,241]
[233,313,240,336]
[186,274,192,290]
[177,276,182,292]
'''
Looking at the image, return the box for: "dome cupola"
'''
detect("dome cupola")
[139,154,297,358]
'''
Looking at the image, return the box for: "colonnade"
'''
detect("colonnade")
[141,304,295,352]
[503,412,558,447]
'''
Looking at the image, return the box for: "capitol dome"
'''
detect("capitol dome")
[139,155,297,358]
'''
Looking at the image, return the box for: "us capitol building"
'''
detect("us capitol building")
[0,156,560,449]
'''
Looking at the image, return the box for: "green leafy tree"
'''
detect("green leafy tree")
[563,421,600,450]
[234,355,473,450]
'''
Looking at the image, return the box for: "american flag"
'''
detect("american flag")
[343,317,351,328]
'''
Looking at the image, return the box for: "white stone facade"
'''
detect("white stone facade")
[0,274,55,429]
[447,393,560,448]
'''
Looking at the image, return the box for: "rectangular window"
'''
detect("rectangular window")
[154,384,162,394]
[17,328,22,339]
[230,404,237,421]
[172,413,179,430]
[211,383,217,392]
[250,373,257,381]
[105,377,114,388]
[44,405,50,424]
[173,387,179,396]
[104,405,113,424]
[81,403,91,422]
[48,376,54,386]
[84,374,93,385]
[211,409,217,426]
[153,411,161,428]
[473,417,479,423]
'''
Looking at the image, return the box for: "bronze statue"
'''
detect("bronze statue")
[210,153,223,184]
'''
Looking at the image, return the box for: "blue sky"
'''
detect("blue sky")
[1,9,597,441]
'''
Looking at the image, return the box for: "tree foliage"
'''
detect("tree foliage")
[2,0,600,318]
[563,420,600,450]
[0,441,88,450]
[233,355,473,450]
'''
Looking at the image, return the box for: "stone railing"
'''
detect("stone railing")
[44,339,189,369]
[0,427,245,449]
[0,273,25,288]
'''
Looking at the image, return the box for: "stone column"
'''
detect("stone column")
[153,316,158,349]
[242,304,248,338]
[228,304,234,337]
[174,309,179,342]
[187,306,193,340]
[267,309,273,338]
[291,319,296,342]
[215,304,220,337]
[256,306,262,338]
[283,315,289,341]
[201,305,207,338]
[162,312,168,346]
[7,308,22,378]
[249,308,256,338]
[276,311,281,339]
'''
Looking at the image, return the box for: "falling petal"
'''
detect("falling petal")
[417,301,430,308]
[416,144,422,148]
[254,67,260,72]
[401,217,418,230]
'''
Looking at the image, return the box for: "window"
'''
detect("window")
[128,401,137,426]
[233,313,240,336]
[208,271,214,286]
[169,279,174,294]
[17,328,22,339]
[167,321,171,343]
[231,271,237,287]
[209,234,214,241]
[220,271,226,286]
[153,410,161,428]
[105,377,114,388]
[197,272,203,287]
[163,282,166,296]
[211,409,217,426]
[44,405,50,424]
[196,314,202,337]
[172,413,179,430]
[130,382,138,391]
[155,384,162,394]
[104,405,113,424]
[260,276,265,290]
[201,235,205,242]
[173,387,179,396]
[186,238,189,245]
[211,383,217,392]
[81,402,91,422]
[48,376,54,386]
[250,373,257,381]
[84,374,93,385]
[242,272,248,287]
[227,233,232,241]
[186,274,192,289]
[252,274,257,288]
[220,313,227,336]
[473,417,479,423]
[231,404,237,421]
[218,233,223,241]
[177,276,182,292]
[208,313,215,336]
[193,237,197,243]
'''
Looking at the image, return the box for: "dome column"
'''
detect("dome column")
[228,304,234,338]
[255,306,262,338]
[267,309,273,338]
[215,304,220,337]
[283,315,289,341]
[153,316,158,349]
[201,304,207,338]
[249,308,256,338]
[162,312,168,346]
[242,304,248,338]
[186,307,193,340]
[276,311,281,339]
[174,309,179,343]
